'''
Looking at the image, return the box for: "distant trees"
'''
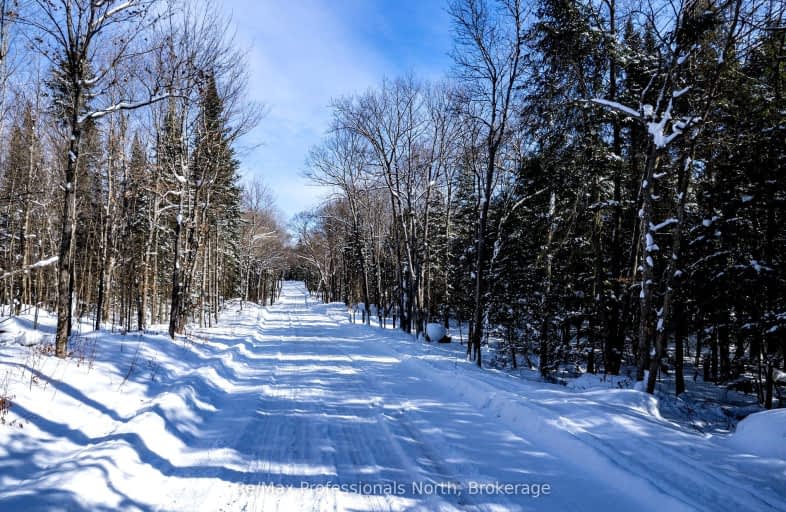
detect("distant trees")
[239,179,287,306]
[300,78,462,334]
[300,0,785,407]
[305,127,375,322]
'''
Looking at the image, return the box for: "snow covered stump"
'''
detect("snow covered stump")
[425,323,451,343]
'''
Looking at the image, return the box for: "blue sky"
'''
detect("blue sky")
[222,0,454,221]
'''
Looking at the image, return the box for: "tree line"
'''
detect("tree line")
[0,1,288,353]
[296,0,785,406]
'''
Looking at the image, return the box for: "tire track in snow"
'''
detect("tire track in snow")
[331,346,482,511]
[154,318,281,512]
[356,330,784,512]
[156,283,783,512]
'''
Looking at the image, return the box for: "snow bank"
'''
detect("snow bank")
[0,317,50,346]
[425,323,447,342]
[566,372,633,391]
[727,409,786,459]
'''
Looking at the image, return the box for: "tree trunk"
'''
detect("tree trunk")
[647,151,690,394]
[168,215,183,339]
[675,301,685,395]
[470,147,497,368]
[636,146,660,381]
[55,120,81,358]
[539,191,557,378]
[695,309,704,367]
[719,324,730,382]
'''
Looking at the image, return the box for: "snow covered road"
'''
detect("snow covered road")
[163,286,638,511]
[1,281,784,511]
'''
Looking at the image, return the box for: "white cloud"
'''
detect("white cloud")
[223,0,393,219]
[222,0,453,220]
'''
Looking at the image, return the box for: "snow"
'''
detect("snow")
[649,111,677,148]
[590,98,641,119]
[425,323,447,342]
[0,281,784,511]
[30,256,59,269]
[0,256,59,281]
[78,94,172,124]
[726,409,786,460]
[89,1,135,32]
[0,316,51,346]
[645,232,659,252]
[592,96,696,149]
[566,373,632,391]
[650,218,677,232]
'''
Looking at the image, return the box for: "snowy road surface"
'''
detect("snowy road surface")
[1,281,784,511]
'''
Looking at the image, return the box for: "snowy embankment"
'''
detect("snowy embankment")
[0,282,784,512]
[726,409,786,460]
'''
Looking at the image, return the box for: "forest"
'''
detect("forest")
[0,0,784,411]
[292,0,786,406]
[0,1,289,350]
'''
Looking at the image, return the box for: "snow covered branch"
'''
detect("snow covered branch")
[0,256,59,281]
[589,98,641,119]
[78,93,174,124]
